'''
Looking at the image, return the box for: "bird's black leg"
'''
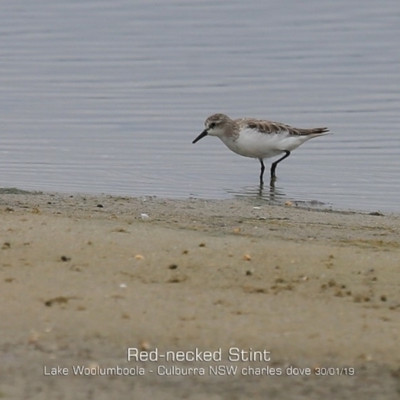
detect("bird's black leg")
[259,159,265,186]
[270,151,291,182]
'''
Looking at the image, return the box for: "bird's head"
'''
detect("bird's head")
[192,113,231,143]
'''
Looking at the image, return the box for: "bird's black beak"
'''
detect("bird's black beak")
[192,129,208,144]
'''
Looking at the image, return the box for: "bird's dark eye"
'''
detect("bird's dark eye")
[209,122,216,129]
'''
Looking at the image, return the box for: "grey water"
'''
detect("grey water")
[0,0,399,212]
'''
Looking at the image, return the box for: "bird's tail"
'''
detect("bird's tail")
[299,127,330,136]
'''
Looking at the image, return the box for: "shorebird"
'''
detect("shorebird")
[192,113,329,185]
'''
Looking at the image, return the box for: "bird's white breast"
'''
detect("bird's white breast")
[219,128,311,159]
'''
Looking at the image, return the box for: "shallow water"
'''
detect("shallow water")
[0,0,400,212]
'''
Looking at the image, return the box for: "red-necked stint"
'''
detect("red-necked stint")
[192,113,329,185]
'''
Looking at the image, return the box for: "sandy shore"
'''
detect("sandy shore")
[1,191,400,399]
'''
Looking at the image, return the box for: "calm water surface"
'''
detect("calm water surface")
[1,0,400,212]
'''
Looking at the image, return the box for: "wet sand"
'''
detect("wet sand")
[1,191,400,399]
